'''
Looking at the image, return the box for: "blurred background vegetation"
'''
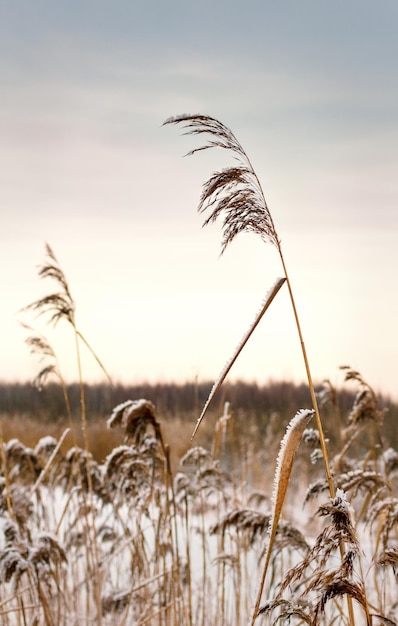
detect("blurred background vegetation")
[1,380,397,480]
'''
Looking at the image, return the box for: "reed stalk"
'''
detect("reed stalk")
[164,114,334,493]
[164,114,369,624]
[22,243,107,624]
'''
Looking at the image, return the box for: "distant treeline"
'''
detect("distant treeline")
[0,378,392,418]
[1,379,398,451]
[0,380,317,420]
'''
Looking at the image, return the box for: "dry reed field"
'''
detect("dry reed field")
[1,370,397,625]
[1,115,398,625]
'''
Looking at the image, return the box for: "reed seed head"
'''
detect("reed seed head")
[164,113,280,254]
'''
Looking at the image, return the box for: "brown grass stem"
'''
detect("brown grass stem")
[0,418,13,520]
[29,427,70,497]
[279,254,336,499]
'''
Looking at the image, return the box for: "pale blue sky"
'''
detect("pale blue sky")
[1,1,398,399]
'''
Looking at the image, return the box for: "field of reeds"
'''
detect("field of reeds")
[1,114,398,625]
[1,372,398,625]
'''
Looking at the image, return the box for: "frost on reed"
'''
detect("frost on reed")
[259,489,365,624]
[251,408,313,624]
[192,277,286,438]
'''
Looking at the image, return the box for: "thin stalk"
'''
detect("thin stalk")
[282,255,374,625]
[76,329,113,386]
[275,254,360,626]
[192,277,286,439]
[220,530,226,626]
[30,428,70,497]
[184,496,193,626]
[233,144,336,501]
[73,322,103,626]
[199,467,207,626]
[250,175,361,626]
[0,418,13,519]
[279,253,335,498]
[165,445,185,625]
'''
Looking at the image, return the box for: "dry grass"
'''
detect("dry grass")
[1,372,397,625]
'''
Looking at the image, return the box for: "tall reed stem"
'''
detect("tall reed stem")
[279,253,335,498]
[164,114,369,625]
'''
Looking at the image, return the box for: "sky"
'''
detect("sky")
[1,1,398,400]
